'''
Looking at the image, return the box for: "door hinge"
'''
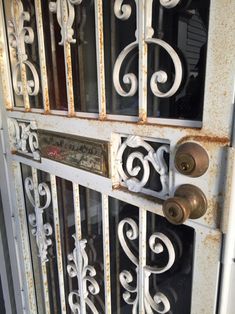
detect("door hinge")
[0,128,6,156]
[221,147,235,234]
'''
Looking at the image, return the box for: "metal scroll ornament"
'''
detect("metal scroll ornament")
[116,136,169,197]
[8,0,39,96]
[67,236,100,313]
[8,118,40,160]
[49,0,83,45]
[113,0,182,98]
[24,177,52,263]
[118,218,175,313]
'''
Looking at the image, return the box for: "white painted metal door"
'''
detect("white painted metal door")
[0,0,234,313]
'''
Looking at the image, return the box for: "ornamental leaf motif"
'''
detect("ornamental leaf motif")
[8,118,40,161]
[8,0,39,96]
[49,0,83,45]
[67,236,100,313]
[24,177,52,263]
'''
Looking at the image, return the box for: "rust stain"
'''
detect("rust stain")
[97,0,106,117]
[177,135,230,146]
[99,112,107,121]
[0,45,13,109]
[65,43,75,117]
[203,233,221,246]
[203,198,221,227]
[138,108,147,124]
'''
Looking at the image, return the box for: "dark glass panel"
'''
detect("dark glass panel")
[103,0,138,116]
[109,198,139,313]
[72,0,99,113]
[147,0,210,120]
[40,1,67,110]
[79,186,105,313]
[147,213,195,313]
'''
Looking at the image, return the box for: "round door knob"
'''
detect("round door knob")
[163,184,207,225]
[175,142,209,177]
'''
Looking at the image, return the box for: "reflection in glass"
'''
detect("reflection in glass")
[147,0,210,120]
[104,0,210,120]
[41,1,67,110]
[72,0,98,113]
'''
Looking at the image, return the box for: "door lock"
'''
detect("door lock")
[163,184,207,225]
[175,142,209,177]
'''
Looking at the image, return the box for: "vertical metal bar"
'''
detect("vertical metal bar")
[50,174,67,314]
[31,167,51,314]
[138,208,147,314]
[64,42,75,116]
[12,162,38,313]
[0,0,14,110]
[48,10,60,108]
[72,183,86,313]
[73,183,82,240]
[102,194,112,314]
[138,0,148,123]
[94,0,106,120]
[218,147,235,314]
[114,199,121,314]
[0,214,13,314]
[34,0,50,113]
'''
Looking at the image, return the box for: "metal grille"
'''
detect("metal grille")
[2,0,210,126]
[0,0,235,314]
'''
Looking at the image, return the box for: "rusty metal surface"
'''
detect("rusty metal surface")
[95,0,106,120]
[0,0,234,313]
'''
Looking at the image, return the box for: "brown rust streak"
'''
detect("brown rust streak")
[177,135,230,146]
[97,0,106,119]
[65,43,75,117]
[35,0,50,113]
[0,45,12,109]
[138,108,147,124]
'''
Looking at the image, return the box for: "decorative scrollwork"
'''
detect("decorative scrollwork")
[116,135,169,197]
[49,0,83,45]
[67,236,100,313]
[114,0,133,20]
[8,118,40,160]
[113,0,183,99]
[118,218,175,313]
[8,0,39,96]
[25,177,52,263]
[160,0,180,9]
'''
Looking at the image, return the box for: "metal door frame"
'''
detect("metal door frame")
[0,0,234,313]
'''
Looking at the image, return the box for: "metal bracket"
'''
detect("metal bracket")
[0,129,6,156]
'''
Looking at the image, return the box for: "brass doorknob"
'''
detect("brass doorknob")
[163,184,207,225]
[175,142,209,177]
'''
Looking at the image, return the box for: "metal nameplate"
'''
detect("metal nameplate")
[38,130,109,177]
